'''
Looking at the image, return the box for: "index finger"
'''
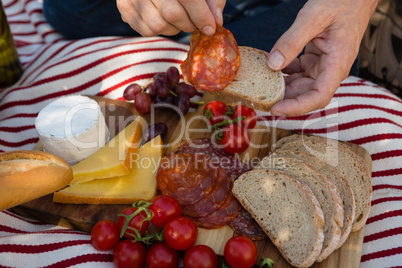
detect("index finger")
[152,0,197,33]
[179,0,217,35]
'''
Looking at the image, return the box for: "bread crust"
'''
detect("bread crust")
[0,150,73,211]
[294,178,325,268]
[257,156,344,262]
[275,138,372,232]
[211,46,285,111]
[233,169,324,268]
[273,134,369,172]
[270,149,356,250]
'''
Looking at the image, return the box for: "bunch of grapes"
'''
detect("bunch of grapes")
[123,66,198,115]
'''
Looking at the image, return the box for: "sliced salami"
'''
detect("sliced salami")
[181,167,231,217]
[228,208,267,240]
[180,24,241,92]
[174,138,252,182]
[188,192,241,229]
[156,153,218,205]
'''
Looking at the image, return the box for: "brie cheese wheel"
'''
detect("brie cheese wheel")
[35,95,110,165]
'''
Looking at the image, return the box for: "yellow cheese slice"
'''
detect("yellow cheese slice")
[53,135,163,204]
[70,116,144,184]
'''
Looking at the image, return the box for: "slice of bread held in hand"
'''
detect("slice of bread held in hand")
[256,157,343,262]
[269,150,355,251]
[214,46,285,111]
[276,139,372,232]
[233,169,324,268]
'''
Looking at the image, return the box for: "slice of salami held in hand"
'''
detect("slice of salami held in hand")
[180,24,241,91]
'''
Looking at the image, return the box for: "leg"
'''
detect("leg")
[43,0,138,39]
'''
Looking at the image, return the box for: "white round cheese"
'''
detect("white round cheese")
[35,95,110,165]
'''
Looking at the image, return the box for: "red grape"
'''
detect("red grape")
[134,92,152,114]
[123,83,142,100]
[154,78,170,98]
[153,72,166,81]
[176,82,197,98]
[176,94,190,115]
[144,82,157,99]
[166,66,180,88]
[141,122,168,145]
[123,67,202,115]
[155,94,176,105]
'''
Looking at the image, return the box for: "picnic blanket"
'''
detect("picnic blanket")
[1,0,401,267]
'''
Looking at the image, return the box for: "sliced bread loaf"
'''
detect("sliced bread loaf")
[232,169,324,268]
[214,46,285,111]
[269,150,355,252]
[272,134,369,172]
[256,157,343,262]
[276,139,372,232]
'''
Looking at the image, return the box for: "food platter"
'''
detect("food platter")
[13,93,371,267]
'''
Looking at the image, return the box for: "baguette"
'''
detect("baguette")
[214,46,285,111]
[257,156,343,262]
[233,169,324,268]
[276,139,372,231]
[0,150,73,211]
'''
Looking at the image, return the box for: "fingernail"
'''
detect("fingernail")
[202,25,214,36]
[271,110,286,117]
[216,7,223,24]
[268,50,285,70]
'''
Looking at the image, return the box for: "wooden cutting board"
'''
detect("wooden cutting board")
[13,93,371,268]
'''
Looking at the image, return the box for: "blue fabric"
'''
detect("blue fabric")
[42,0,187,40]
[42,0,304,43]
[43,0,359,75]
[224,0,306,51]
[43,0,135,39]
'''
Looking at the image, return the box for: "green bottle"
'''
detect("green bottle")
[0,3,23,89]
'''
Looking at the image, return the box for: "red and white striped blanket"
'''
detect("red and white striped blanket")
[1,0,401,267]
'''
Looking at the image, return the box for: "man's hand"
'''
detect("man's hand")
[116,0,226,37]
[268,0,379,117]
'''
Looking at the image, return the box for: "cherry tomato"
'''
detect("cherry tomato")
[203,100,228,125]
[164,216,198,251]
[149,195,182,229]
[224,236,257,268]
[231,104,257,129]
[183,245,218,268]
[113,240,146,268]
[146,242,179,268]
[117,207,150,239]
[90,220,120,251]
[220,124,250,154]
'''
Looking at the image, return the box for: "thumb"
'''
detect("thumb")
[267,6,329,70]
